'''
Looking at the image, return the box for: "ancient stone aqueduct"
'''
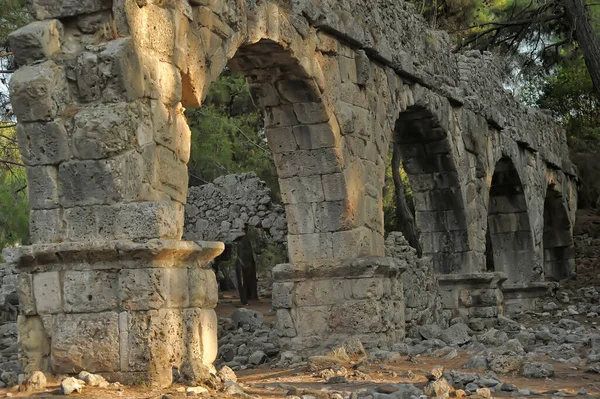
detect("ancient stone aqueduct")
[3,0,578,387]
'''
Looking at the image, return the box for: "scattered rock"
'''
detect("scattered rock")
[186,386,208,395]
[77,371,109,388]
[60,377,85,395]
[307,356,342,371]
[218,365,237,382]
[440,323,471,346]
[523,362,555,378]
[230,308,264,330]
[24,371,46,392]
[249,350,267,365]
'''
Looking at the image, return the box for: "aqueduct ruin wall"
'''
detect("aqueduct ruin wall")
[4,0,577,385]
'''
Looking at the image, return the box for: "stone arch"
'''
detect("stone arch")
[542,185,575,281]
[486,156,535,284]
[181,38,351,264]
[394,105,470,274]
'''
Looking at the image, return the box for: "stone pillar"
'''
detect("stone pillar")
[272,258,405,352]
[437,272,507,331]
[3,240,223,387]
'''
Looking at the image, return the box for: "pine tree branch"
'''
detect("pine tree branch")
[0,159,24,167]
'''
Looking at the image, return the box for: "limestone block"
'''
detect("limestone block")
[248,82,281,108]
[266,127,297,153]
[127,309,185,382]
[279,175,324,204]
[274,148,342,178]
[9,61,69,123]
[188,268,218,308]
[49,312,120,373]
[119,268,168,311]
[284,203,315,234]
[265,104,299,128]
[167,268,189,308]
[16,121,70,165]
[313,200,350,232]
[156,145,189,204]
[72,103,143,159]
[98,38,145,102]
[151,102,191,163]
[30,0,112,19]
[355,49,371,86]
[272,282,293,308]
[293,123,337,150]
[17,274,36,316]
[275,309,297,337]
[329,299,382,334]
[8,20,63,66]
[322,173,347,201]
[29,208,65,244]
[332,227,377,259]
[293,279,344,306]
[346,278,385,300]
[287,232,333,263]
[58,151,144,207]
[293,102,329,125]
[75,52,102,102]
[17,315,50,374]
[64,201,183,242]
[339,55,358,83]
[26,166,59,210]
[276,79,321,103]
[183,308,218,367]
[141,55,181,105]
[63,271,119,313]
[32,272,61,314]
[291,305,330,337]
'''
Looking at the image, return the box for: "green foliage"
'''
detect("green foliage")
[0,125,29,256]
[185,71,281,201]
[382,148,414,234]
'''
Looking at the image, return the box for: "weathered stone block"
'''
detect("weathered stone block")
[294,279,344,307]
[266,127,297,153]
[293,102,329,125]
[59,151,144,207]
[26,166,59,209]
[279,175,324,204]
[332,227,377,259]
[287,232,333,263]
[48,312,120,373]
[30,0,112,19]
[183,308,218,367]
[8,20,63,66]
[285,203,315,234]
[265,104,299,128]
[29,208,65,244]
[32,272,61,314]
[291,306,330,337]
[322,173,347,201]
[167,268,189,308]
[274,148,342,178]
[156,145,189,203]
[272,282,293,308]
[313,200,350,232]
[275,308,297,337]
[63,271,118,313]
[151,101,190,163]
[72,103,144,159]
[127,309,185,381]
[98,38,145,102]
[9,61,69,122]
[18,315,50,374]
[16,121,70,165]
[329,299,382,334]
[188,268,218,308]
[18,274,36,316]
[293,123,337,150]
[64,201,183,242]
[119,268,168,311]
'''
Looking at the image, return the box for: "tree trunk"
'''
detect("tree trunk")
[392,142,423,256]
[564,0,600,102]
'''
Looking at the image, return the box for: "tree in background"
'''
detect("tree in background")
[0,0,30,252]
[185,71,281,202]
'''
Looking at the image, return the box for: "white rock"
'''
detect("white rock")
[60,377,85,395]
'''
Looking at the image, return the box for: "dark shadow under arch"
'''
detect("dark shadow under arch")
[543,187,575,281]
[394,105,470,274]
[486,156,535,283]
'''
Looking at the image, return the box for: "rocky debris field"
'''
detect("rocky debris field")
[4,285,600,398]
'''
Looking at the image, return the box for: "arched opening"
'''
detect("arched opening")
[394,105,469,274]
[181,39,347,304]
[486,157,535,283]
[543,187,575,281]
